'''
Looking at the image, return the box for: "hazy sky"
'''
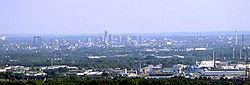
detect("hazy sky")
[0,0,250,34]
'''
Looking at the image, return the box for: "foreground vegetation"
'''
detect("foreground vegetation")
[0,77,249,85]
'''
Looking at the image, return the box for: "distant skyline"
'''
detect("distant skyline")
[1,0,250,34]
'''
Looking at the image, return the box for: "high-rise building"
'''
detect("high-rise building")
[33,36,42,47]
[104,30,108,38]
[137,35,142,43]
[87,37,91,43]
[241,34,244,47]
[121,35,130,44]
[127,35,131,42]
[118,35,122,43]
[0,36,6,41]
[235,30,238,45]
[101,35,105,42]
[108,34,113,44]
[104,30,108,44]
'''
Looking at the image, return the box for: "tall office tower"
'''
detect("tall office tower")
[241,34,244,47]
[120,35,127,44]
[127,35,131,42]
[104,31,108,44]
[235,30,238,45]
[33,36,42,47]
[119,35,122,43]
[101,35,105,42]
[104,30,108,38]
[137,35,142,43]
[121,35,130,44]
[108,34,113,44]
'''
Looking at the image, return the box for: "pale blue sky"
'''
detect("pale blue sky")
[0,0,250,34]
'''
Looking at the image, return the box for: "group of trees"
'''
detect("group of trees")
[0,71,246,85]
[0,77,248,85]
[1,45,250,69]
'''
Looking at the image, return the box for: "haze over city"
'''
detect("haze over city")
[2,0,250,85]
[1,0,250,34]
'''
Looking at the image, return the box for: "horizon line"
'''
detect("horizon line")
[1,30,250,35]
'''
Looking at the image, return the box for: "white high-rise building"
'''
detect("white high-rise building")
[0,36,6,41]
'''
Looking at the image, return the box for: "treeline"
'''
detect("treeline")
[0,77,249,85]
[1,47,250,68]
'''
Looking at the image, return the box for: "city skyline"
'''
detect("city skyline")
[1,0,250,34]
[2,0,250,84]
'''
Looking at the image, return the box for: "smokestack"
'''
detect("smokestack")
[213,51,216,68]
[245,51,248,61]
[233,48,235,59]
[240,50,242,59]
[241,34,244,60]
[235,30,238,45]
[213,51,215,61]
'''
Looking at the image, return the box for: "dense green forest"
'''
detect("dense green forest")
[0,77,248,85]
